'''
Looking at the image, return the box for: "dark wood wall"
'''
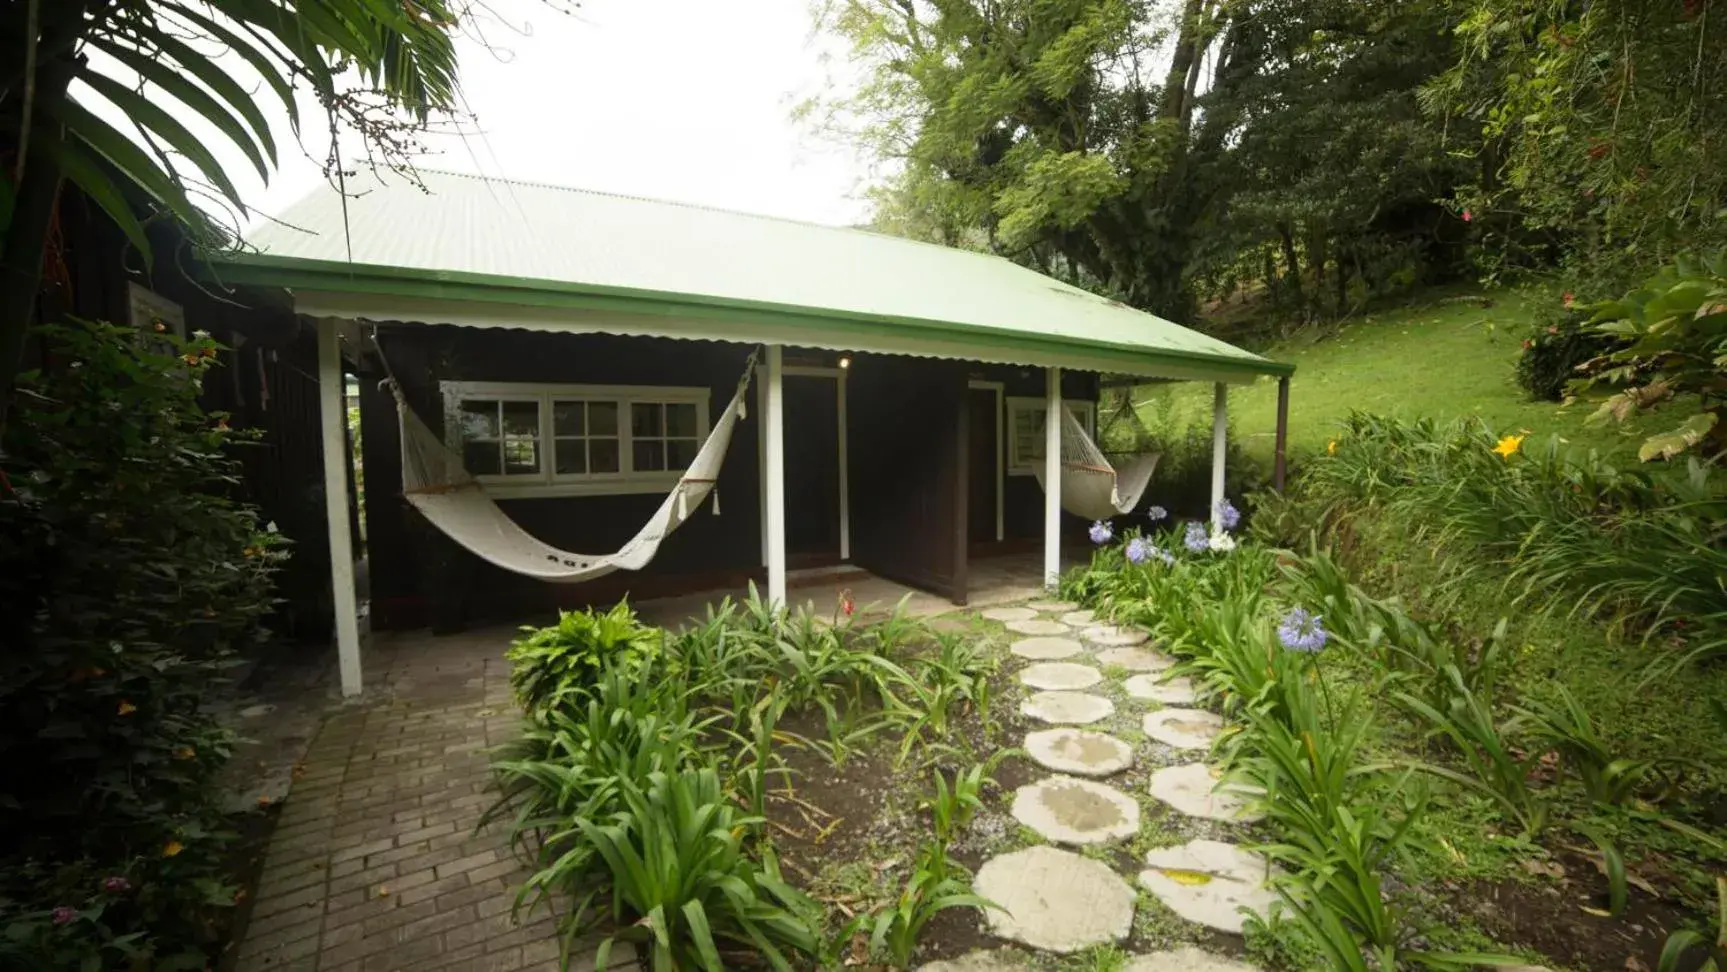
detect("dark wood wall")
[966,364,1100,542]
[848,354,970,602]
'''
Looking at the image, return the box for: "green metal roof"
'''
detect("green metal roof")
[216,170,1291,383]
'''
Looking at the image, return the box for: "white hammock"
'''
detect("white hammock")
[1032,405,1161,521]
[388,352,755,584]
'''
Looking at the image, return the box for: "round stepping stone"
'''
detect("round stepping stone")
[1147,763,1263,822]
[981,606,1038,623]
[973,846,1135,952]
[1096,647,1173,672]
[1007,618,1070,637]
[1026,599,1076,612]
[1143,708,1224,750]
[918,952,1031,972]
[1010,636,1084,661]
[1125,947,1263,972]
[1060,609,1097,627]
[1025,728,1134,776]
[1082,624,1150,647]
[1018,662,1103,691]
[1012,776,1140,844]
[1123,673,1197,704]
[1020,691,1115,725]
[1138,839,1278,935]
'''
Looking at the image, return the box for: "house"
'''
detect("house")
[207,170,1294,696]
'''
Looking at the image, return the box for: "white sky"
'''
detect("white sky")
[227,0,872,231]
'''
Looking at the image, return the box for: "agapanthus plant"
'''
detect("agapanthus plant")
[1089,520,1113,545]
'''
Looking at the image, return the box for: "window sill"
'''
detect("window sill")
[479,477,686,500]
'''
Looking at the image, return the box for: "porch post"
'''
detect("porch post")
[1273,376,1290,492]
[1043,366,1062,588]
[317,318,363,697]
[765,345,787,607]
[837,369,850,561]
[1209,381,1228,531]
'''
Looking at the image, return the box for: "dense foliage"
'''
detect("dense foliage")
[1514,301,1615,402]
[0,320,283,969]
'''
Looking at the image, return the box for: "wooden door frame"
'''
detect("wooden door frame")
[967,379,1004,542]
[758,365,849,565]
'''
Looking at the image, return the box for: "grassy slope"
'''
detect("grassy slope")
[1140,288,1676,465]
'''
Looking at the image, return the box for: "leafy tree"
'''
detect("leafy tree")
[0,0,466,433]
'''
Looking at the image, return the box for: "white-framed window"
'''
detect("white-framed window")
[1006,397,1097,475]
[440,381,709,498]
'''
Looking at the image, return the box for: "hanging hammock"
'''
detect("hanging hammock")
[1032,404,1161,521]
[381,340,758,584]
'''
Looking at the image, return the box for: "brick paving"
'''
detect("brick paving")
[231,628,628,972]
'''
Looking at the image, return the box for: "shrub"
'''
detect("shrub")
[506,601,660,718]
[0,320,283,969]
[1514,303,1618,402]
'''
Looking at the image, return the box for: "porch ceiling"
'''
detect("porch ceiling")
[211,170,1292,384]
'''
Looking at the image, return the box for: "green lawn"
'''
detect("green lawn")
[1137,288,1676,465]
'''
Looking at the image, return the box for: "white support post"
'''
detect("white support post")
[317,318,363,697]
[837,370,850,561]
[1043,366,1062,589]
[765,346,788,608]
[1210,382,1228,532]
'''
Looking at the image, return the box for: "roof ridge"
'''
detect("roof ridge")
[409,167,1004,262]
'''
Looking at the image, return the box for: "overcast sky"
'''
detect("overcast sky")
[231,0,872,231]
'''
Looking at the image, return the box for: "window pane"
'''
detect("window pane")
[554,439,586,475]
[590,439,620,473]
[501,400,539,437]
[665,402,698,438]
[667,439,698,470]
[589,401,618,435]
[632,402,663,437]
[503,438,540,475]
[459,400,499,440]
[633,439,666,472]
[552,401,584,436]
[463,440,501,475]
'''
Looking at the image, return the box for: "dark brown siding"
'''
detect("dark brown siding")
[847,354,969,603]
[966,364,1100,542]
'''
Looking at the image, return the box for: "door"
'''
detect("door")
[783,374,841,564]
[967,387,999,543]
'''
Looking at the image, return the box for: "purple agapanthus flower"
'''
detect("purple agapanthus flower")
[1182,521,1209,553]
[1125,537,1149,564]
[1215,499,1241,531]
[1277,607,1328,653]
[1147,505,1168,522]
[1089,520,1113,545]
[102,876,131,894]
[51,907,76,926]
[1153,546,1176,566]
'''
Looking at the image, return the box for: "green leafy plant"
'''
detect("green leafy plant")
[920,753,1016,844]
[1512,685,1692,807]
[1657,876,1726,972]
[1395,667,1550,838]
[1516,303,1620,403]
[868,839,992,969]
[507,601,661,718]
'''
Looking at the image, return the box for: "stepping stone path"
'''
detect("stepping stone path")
[1020,691,1114,725]
[1006,618,1070,637]
[1024,728,1133,776]
[1125,947,1264,971]
[973,846,1135,953]
[1012,776,1140,844]
[962,597,1262,970]
[1018,662,1102,691]
[1124,673,1197,704]
[1081,624,1150,647]
[1096,646,1173,672]
[1143,708,1225,750]
[1009,636,1084,661]
[1138,839,1279,935]
[1147,763,1262,822]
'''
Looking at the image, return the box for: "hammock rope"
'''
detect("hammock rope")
[374,330,759,583]
[1032,404,1161,521]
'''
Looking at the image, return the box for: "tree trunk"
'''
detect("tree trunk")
[1277,222,1303,313]
[1158,0,1208,125]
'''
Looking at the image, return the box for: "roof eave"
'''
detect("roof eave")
[200,252,1296,382]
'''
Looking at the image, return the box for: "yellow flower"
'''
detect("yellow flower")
[161,841,184,858]
[1327,439,1338,455]
[172,746,195,761]
[116,701,137,716]
[1492,434,1526,459]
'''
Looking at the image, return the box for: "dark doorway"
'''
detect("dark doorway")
[967,386,999,543]
[783,374,841,564]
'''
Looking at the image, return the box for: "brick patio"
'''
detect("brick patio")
[231,628,625,972]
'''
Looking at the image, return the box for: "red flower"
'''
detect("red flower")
[1462,209,1473,223]
[1547,326,1559,335]
[1522,339,1532,351]
[1562,292,1575,307]
[51,907,76,926]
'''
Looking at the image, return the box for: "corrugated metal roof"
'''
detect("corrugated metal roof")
[235,170,1288,381]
